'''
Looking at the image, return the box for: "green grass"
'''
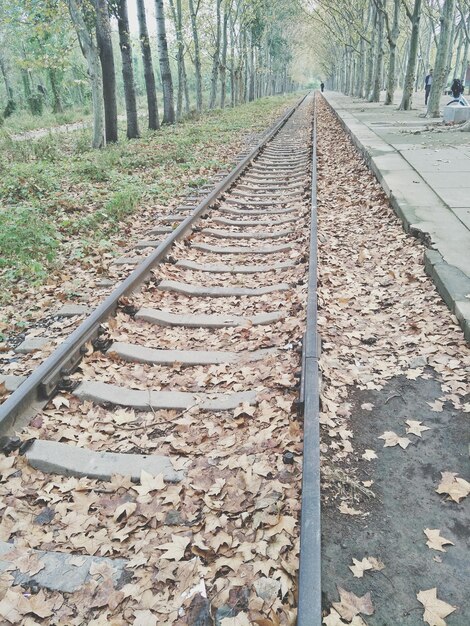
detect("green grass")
[0,93,302,300]
[0,205,59,282]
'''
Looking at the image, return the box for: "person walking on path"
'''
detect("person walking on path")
[424,69,433,105]
[320,81,325,93]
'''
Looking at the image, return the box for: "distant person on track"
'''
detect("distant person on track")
[424,69,433,105]
[447,78,469,106]
[320,82,325,93]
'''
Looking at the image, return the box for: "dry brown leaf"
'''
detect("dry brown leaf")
[349,557,373,578]
[339,503,363,516]
[332,587,374,621]
[157,535,191,561]
[405,420,430,437]
[417,588,456,626]
[362,449,377,461]
[378,431,411,449]
[424,529,454,552]
[436,472,470,503]
[133,609,158,626]
[220,613,251,626]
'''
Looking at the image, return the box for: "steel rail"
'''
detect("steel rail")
[297,94,322,626]
[0,95,308,435]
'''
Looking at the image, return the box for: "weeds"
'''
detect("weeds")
[0,205,59,282]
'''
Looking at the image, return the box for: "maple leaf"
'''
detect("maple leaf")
[339,502,363,516]
[157,534,191,560]
[349,557,373,578]
[323,609,367,625]
[360,403,374,411]
[424,529,454,552]
[133,609,158,626]
[134,470,165,496]
[436,472,470,503]
[405,420,430,437]
[427,400,444,412]
[378,431,411,449]
[349,556,385,578]
[332,587,374,621]
[362,449,377,461]
[417,588,456,626]
[220,613,251,626]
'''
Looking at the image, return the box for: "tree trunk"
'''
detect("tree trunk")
[460,16,470,83]
[67,0,105,148]
[188,0,202,112]
[155,0,175,124]
[370,6,385,101]
[0,52,14,104]
[385,0,400,104]
[454,23,464,80]
[248,33,255,101]
[399,0,422,110]
[427,0,456,116]
[364,6,376,98]
[49,68,63,113]
[93,0,118,142]
[210,0,222,108]
[220,4,229,108]
[169,0,189,119]
[136,0,159,130]
[116,0,140,138]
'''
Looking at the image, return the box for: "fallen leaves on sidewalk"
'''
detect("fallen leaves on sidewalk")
[417,588,456,626]
[424,529,454,552]
[332,587,374,621]
[405,420,430,437]
[349,556,385,578]
[435,472,470,503]
[378,431,412,449]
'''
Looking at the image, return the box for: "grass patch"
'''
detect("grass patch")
[0,205,59,282]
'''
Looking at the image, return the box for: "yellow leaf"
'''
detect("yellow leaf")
[417,588,456,626]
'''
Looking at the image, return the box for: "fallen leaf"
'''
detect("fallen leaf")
[417,588,456,626]
[362,449,377,461]
[339,503,363,516]
[360,403,374,411]
[221,613,251,626]
[349,556,384,578]
[436,472,470,503]
[332,587,374,621]
[349,557,372,578]
[405,420,430,437]
[427,400,444,412]
[424,529,454,552]
[133,609,157,626]
[378,431,411,449]
[157,534,191,560]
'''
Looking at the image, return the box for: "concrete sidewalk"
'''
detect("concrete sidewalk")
[323,91,470,341]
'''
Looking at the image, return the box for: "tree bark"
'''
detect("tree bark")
[67,0,105,148]
[49,68,63,113]
[188,0,203,112]
[136,0,159,130]
[116,0,140,138]
[155,0,175,124]
[169,0,189,119]
[210,0,222,108]
[385,0,400,104]
[427,0,456,116]
[399,0,422,110]
[220,4,229,108]
[93,0,118,142]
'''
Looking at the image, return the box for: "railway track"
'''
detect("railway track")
[0,95,320,624]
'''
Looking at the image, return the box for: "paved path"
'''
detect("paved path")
[323,90,470,341]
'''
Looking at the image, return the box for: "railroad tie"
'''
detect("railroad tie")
[175,259,295,273]
[192,242,293,254]
[156,279,290,297]
[74,380,259,412]
[200,227,294,240]
[135,308,283,327]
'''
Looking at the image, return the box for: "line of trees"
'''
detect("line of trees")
[304,0,470,119]
[0,0,303,147]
